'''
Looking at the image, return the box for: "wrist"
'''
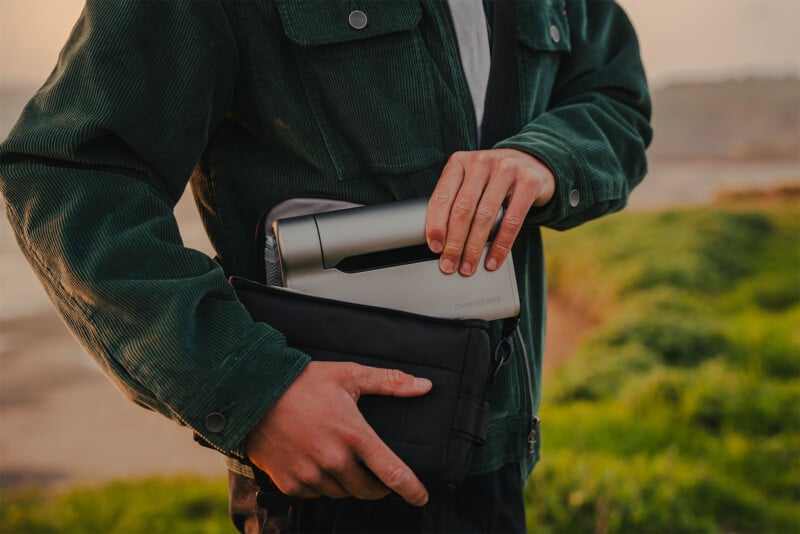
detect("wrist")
[503,148,556,206]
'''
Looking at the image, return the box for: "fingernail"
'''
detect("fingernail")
[430,240,443,253]
[441,258,455,273]
[486,257,498,271]
[413,377,432,390]
[459,261,473,276]
[416,492,429,506]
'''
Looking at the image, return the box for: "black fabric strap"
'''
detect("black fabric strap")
[479,0,520,337]
[453,397,490,444]
[479,0,518,151]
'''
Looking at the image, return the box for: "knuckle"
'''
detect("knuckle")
[497,158,518,175]
[474,203,495,223]
[449,150,468,163]
[518,176,538,197]
[475,151,492,165]
[319,451,347,474]
[503,214,523,232]
[492,239,512,255]
[452,199,474,220]
[342,428,364,449]
[280,479,305,497]
[296,466,323,487]
[343,362,360,382]
[524,168,540,185]
[443,241,463,256]
[464,243,483,258]
[382,462,409,489]
[385,368,408,387]
[430,190,452,206]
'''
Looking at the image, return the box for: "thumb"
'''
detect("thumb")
[348,364,433,399]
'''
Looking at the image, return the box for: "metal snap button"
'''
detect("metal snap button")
[205,412,227,434]
[568,188,581,208]
[349,10,368,30]
[550,24,560,43]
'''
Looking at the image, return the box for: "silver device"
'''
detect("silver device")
[270,198,520,321]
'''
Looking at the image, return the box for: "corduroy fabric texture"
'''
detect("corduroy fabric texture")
[0,0,651,476]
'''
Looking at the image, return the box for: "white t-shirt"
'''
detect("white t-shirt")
[446,0,491,139]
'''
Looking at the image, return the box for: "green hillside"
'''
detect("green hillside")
[530,198,800,532]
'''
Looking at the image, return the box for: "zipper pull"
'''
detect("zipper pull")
[491,334,513,381]
[527,416,540,457]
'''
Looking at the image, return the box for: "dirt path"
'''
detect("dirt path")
[543,295,598,376]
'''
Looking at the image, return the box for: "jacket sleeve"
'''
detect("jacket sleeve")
[0,0,309,457]
[495,0,653,230]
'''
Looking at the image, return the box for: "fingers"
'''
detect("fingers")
[350,421,429,506]
[486,176,536,271]
[439,159,491,274]
[349,364,433,399]
[426,153,465,254]
[458,160,515,275]
[428,149,556,276]
[339,363,431,504]
[326,457,393,501]
[427,152,494,274]
[246,361,431,505]
[313,444,393,501]
[271,465,348,500]
[280,452,396,502]
[320,364,431,502]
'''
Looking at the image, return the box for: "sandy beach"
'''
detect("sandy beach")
[0,198,225,489]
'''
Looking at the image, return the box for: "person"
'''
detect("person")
[0,0,651,532]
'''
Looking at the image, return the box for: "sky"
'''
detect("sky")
[1,0,799,88]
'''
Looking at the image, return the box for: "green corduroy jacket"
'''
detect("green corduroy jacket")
[0,0,651,479]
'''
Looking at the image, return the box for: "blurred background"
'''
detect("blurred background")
[1,1,798,532]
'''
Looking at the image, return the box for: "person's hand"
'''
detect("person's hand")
[425,148,555,276]
[245,361,432,505]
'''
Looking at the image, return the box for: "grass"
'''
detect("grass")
[1,201,798,533]
[531,199,800,533]
[0,477,231,534]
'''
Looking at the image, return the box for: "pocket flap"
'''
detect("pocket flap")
[275,0,422,46]
[517,0,571,52]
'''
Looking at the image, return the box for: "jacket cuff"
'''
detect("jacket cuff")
[495,131,591,228]
[183,324,310,457]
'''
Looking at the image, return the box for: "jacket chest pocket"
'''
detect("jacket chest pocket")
[516,0,572,122]
[275,0,444,180]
